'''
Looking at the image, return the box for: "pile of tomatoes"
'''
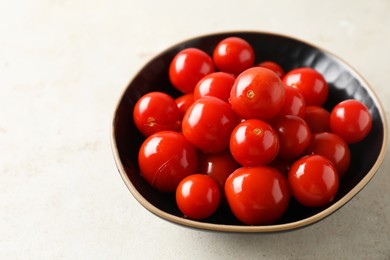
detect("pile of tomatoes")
[133,37,372,225]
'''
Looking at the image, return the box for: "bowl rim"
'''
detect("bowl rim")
[111,30,388,233]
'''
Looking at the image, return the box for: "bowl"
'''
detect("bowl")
[111,31,388,233]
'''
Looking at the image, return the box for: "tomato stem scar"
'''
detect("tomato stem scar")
[247,90,255,99]
[147,117,156,127]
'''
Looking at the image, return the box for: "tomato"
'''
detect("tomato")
[176,174,220,220]
[283,67,328,106]
[276,84,306,118]
[169,48,214,94]
[272,115,311,160]
[230,119,279,166]
[256,61,285,78]
[304,106,330,133]
[213,37,255,75]
[306,132,351,177]
[133,92,181,137]
[229,67,286,120]
[288,155,339,207]
[175,93,194,119]
[138,131,198,192]
[198,150,240,191]
[225,166,290,225]
[193,72,235,103]
[330,99,372,144]
[182,97,240,153]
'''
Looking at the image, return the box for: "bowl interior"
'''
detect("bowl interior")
[112,32,387,232]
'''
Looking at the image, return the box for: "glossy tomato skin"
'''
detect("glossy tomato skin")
[193,72,235,103]
[175,93,194,119]
[304,106,330,133]
[138,131,198,192]
[229,67,286,120]
[330,99,372,144]
[198,150,240,191]
[213,37,255,75]
[225,166,290,225]
[176,174,220,220]
[230,119,279,166]
[169,48,214,94]
[257,61,285,78]
[182,97,240,153]
[272,115,312,160]
[283,67,328,106]
[276,84,306,118]
[288,155,339,207]
[133,92,181,137]
[306,132,351,177]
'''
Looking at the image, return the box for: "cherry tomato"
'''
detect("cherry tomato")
[182,97,240,153]
[198,150,240,191]
[306,132,351,177]
[169,48,214,94]
[256,61,285,78]
[304,106,330,133]
[288,155,339,207]
[230,119,279,166]
[276,84,306,118]
[176,174,220,220]
[283,67,328,106]
[138,131,198,192]
[175,93,194,119]
[133,92,181,137]
[213,37,255,75]
[193,72,235,103]
[229,67,286,120]
[330,99,372,144]
[225,166,290,225]
[272,115,311,160]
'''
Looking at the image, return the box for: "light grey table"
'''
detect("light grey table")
[1,0,389,259]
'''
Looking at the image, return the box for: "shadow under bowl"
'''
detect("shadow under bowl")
[111,31,387,233]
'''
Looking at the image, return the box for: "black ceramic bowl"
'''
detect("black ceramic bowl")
[111,31,387,232]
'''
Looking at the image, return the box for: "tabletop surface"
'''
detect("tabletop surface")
[1,0,389,259]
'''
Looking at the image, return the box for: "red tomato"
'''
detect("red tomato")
[138,131,198,192]
[176,174,220,220]
[306,132,351,177]
[272,115,312,160]
[198,150,240,191]
[230,119,279,166]
[229,67,286,120]
[225,166,290,225]
[175,93,194,119]
[283,67,328,106]
[330,99,372,143]
[169,48,214,94]
[276,84,306,118]
[304,106,330,133]
[288,155,339,207]
[182,97,240,153]
[133,92,181,137]
[256,61,285,78]
[193,72,235,103]
[213,37,255,75]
